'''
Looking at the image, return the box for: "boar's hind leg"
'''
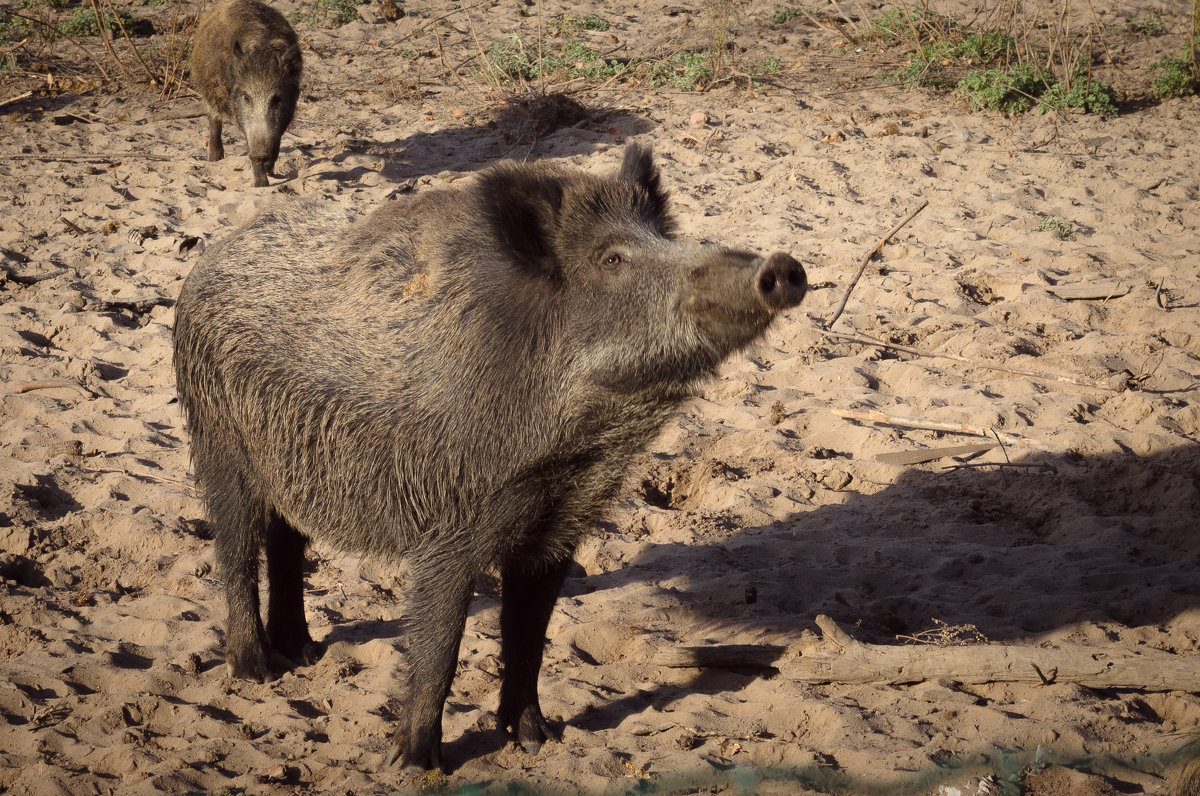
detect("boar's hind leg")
[387,554,477,772]
[265,513,321,666]
[497,556,572,753]
[209,475,272,682]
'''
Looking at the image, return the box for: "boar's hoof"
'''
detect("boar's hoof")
[756,251,807,310]
[271,635,324,667]
[384,739,443,774]
[503,705,557,754]
[226,647,273,683]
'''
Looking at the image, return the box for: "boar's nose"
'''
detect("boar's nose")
[756,252,807,310]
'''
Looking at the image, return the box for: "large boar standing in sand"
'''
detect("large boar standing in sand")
[191,0,301,187]
[173,144,807,771]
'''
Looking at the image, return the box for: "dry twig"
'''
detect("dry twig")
[820,329,1120,392]
[833,408,1054,451]
[7,379,94,397]
[653,615,1200,691]
[824,199,928,328]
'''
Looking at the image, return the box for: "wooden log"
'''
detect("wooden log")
[651,615,1200,693]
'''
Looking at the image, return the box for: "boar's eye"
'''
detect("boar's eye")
[603,252,624,267]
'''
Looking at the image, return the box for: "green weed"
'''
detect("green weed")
[645,51,713,91]
[292,0,366,28]
[950,30,1014,64]
[547,13,609,36]
[58,5,140,37]
[1149,39,1200,98]
[1129,12,1165,37]
[0,8,35,43]
[771,6,805,25]
[956,63,1046,113]
[752,56,781,75]
[1038,216,1075,240]
[1039,71,1118,117]
[483,36,622,84]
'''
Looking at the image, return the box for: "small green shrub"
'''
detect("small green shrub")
[0,8,35,43]
[752,56,781,75]
[292,0,366,28]
[483,37,622,84]
[771,6,805,25]
[1039,71,1118,117]
[958,63,1116,116]
[548,13,609,36]
[59,5,140,37]
[22,0,67,9]
[869,7,947,42]
[950,30,1013,64]
[957,63,1046,113]
[645,51,713,91]
[1038,216,1074,240]
[1129,12,1165,37]
[393,46,419,58]
[1149,40,1200,98]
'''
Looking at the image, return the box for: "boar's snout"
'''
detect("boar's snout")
[756,252,807,310]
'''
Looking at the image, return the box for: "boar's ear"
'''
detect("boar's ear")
[618,143,674,238]
[477,167,564,278]
[232,39,243,58]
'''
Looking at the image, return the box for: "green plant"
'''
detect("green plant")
[292,0,366,28]
[1039,71,1118,117]
[393,46,419,58]
[868,7,948,43]
[1149,39,1200,98]
[950,30,1013,64]
[956,62,1046,113]
[482,36,622,84]
[645,51,713,90]
[752,56,781,75]
[22,0,67,9]
[1038,215,1075,240]
[547,12,609,36]
[58,5,140,37]
[1129,12,1165,37]
[0,8,35,43]
[771,6,805,25]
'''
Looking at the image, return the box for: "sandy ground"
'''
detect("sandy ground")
[2,0,1200,793]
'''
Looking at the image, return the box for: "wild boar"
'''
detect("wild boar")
[191,0,301,187]
[173,144,807,770]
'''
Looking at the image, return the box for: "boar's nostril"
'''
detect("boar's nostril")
[759,271,778,296]
[756,253,806,310]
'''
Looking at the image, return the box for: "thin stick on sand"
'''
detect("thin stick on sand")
[1,91,33,108]
[820,328,1121,392]
[7,379,94,397]
[824,199,928,329]
[652,615,1200,692]
[832,408,1054,451]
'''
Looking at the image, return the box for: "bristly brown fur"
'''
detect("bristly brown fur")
[172,144,806,772]
[191,0,301,187]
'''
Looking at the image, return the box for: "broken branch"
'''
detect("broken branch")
[653,615,1200,692]
[824,199,929,329]
[820,328,1121,392]
[832,408,1053,451]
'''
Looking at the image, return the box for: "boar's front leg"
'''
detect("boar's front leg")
[206,114,224,162]
[497,555,572,753]
[386,551,476,773]
[265,513,322,666]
